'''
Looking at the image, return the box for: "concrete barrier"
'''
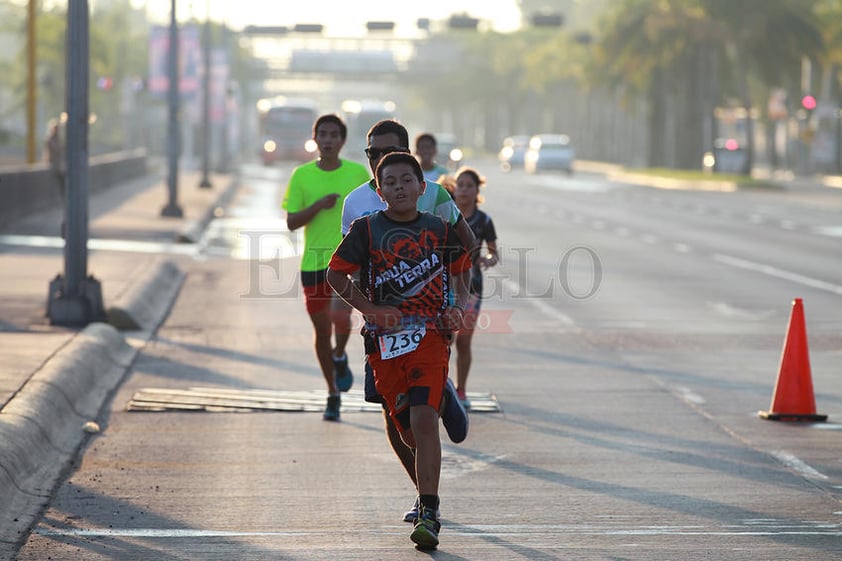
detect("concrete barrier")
[106,260,185,331]
[0,323,136,554]
[0,149,148,229]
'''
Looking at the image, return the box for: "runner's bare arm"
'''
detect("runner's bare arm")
[326,268,402,330]
[286,193,340,231]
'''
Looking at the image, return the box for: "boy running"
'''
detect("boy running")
[341,119,473,524]
[327,152,471,549]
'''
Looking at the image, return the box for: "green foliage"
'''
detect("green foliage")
[1,2,256,153]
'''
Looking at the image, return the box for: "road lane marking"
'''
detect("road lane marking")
[674,386,706,405]
[36,520,842,539]
[706,301,776,321]
[814,225,842,237]
[713,254,842,296]
[502,279,576,327]
[770,451,829,481]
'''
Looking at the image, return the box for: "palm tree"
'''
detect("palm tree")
[702,0,823,172]
[591,0,715,168]
[591,0,823,172]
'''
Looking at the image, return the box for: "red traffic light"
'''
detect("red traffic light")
[801,95,817,111]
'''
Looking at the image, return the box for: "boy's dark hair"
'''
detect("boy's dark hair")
[375,152,424,187]
[314,114,347,140]
[415,132,437,149]
[367,119,409,149]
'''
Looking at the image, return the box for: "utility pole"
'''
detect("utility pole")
[199,0,212,189]
[26,0,37,164]
[217,22,229,173]
[47,0,105,326]
[161,0,184,217]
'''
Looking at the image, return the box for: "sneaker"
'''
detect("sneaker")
[410,506,441,549]
[457,388,472,410]
[323,395,341,421]
[403,497,441,523]
[333,354,353,392]
[441,378,468,443]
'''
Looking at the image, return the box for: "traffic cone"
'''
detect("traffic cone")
[759,298,827,422]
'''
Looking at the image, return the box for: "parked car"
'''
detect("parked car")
[498,135,530,172]
[524,134,575,174]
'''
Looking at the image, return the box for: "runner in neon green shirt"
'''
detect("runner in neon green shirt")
[282,114,370,421]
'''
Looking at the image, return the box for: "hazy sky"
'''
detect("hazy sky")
[134,0,522,36]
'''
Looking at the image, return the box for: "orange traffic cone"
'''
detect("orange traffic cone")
[759,298,827,422]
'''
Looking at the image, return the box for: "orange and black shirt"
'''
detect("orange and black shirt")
[329,211,471,330]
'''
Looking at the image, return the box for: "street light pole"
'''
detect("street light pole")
[26,0,37,164]
[161,0,184,217]
[47,0,105,326]
[199,0,212,189]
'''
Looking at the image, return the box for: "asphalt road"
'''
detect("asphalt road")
[15,158,842,560]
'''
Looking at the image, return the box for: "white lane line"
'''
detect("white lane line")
[770,451,829,481]
[674,386,706,405]
[35,529,304,538]
[37,522,842,538]
[814,225,842,238]
[502,279,576,327]
[713,254,842,296]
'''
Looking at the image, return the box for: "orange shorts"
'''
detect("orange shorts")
[368,330,450,432]
[301,270,333,314]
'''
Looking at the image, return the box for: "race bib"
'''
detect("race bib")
[378,325,426,360]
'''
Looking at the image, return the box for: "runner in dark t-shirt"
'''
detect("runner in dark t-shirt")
[327,152,470,550]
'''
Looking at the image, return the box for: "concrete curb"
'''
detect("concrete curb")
[0,323,136,554]
[0,260,187,556]
[106,260,186,331]
[176,176,241,244]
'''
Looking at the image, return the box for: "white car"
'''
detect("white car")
[498,135,530,172]
[524,134,575,174]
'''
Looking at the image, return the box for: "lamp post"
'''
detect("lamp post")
[198,0,212,188]
[26,0,37,164]
[47,0,105,326]
[161,0,184,216]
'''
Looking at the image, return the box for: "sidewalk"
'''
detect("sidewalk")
[0,169,237,551]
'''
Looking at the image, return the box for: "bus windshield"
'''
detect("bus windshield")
[257,97,318,165]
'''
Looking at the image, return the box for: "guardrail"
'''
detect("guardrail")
[0,149,147,229]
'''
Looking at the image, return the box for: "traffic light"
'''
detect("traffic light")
[243,25,289,35]
[531,12,564,27]
[801,94,817,117]
[448,14,479,30]
[366,21,395,32]
[293,23,323,33]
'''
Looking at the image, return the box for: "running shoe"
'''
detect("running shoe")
[410,505,441,549]
[323,395,341,421]
[441,378,468,443]
[403,497,441,523]
[333,354,353,392]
